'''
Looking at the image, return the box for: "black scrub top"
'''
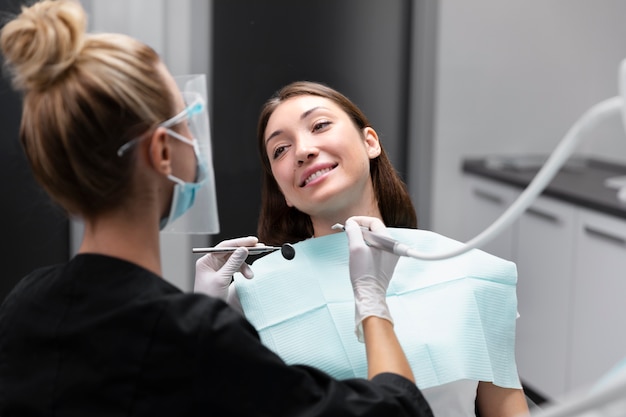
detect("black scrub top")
[0,254,433,417]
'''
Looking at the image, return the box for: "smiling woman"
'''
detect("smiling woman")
[256,81,417,245]
[263,96,381,230]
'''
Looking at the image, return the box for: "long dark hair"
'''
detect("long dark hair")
[257,81,417,246]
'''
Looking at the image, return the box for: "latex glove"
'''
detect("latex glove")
[344,216,400,342]
[194,236,258,303]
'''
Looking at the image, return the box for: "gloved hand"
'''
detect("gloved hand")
[344,216,400,342]
[194,236,258,305]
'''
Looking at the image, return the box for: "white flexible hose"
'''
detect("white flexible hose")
[405,96,623,261]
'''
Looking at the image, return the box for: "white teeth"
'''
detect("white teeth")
[304,167,332,185]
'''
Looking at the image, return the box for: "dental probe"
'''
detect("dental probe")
[192,243,296,260]
[331,224,413,257]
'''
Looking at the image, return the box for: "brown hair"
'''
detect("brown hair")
[256,81,417,245]
[0,0,174,217]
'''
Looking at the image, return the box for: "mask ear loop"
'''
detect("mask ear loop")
[163,128,207,184]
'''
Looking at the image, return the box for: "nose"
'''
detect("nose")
[294,136,319,166]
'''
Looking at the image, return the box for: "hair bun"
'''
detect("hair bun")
[0,0,86,91]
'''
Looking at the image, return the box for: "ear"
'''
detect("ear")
[147,127,173,176]
[363,127,381,159]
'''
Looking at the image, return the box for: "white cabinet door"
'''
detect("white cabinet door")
[569,209,626,392]
[463,176,520,262]
[515,196,577,399]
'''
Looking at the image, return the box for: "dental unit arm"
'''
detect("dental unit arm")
[355,59,626,262]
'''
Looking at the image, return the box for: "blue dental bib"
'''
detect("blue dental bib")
[234,228,522,389]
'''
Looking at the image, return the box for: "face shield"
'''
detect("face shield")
[161,74,219,235]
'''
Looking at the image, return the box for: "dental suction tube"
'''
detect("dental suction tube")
[409,96,623,261]
[356,58,626,261]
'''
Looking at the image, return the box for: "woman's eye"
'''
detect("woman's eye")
[272,145,288,159]
[312,121,331,132]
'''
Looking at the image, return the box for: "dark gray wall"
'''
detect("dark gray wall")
[0,35,69,301]
[211,0,412,241]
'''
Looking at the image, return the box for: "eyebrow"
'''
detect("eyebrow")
[265,106,329,144]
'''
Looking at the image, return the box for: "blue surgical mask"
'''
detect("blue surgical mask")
[159,129,208,230]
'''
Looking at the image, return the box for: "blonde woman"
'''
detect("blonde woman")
[0,2,432,416]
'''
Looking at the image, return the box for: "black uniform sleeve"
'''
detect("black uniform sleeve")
[193,298,433,417]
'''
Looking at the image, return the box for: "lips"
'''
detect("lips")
[300,164,338,187]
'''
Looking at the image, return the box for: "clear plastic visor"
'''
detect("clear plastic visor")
[161,74,219,235]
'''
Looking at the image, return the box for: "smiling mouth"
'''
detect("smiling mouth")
[301,165,337,187]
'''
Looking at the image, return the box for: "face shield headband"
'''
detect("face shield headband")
[117,74,220,235]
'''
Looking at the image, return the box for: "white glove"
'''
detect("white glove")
[194,236,258,306]
[344,216,399,342]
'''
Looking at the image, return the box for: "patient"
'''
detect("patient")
[196,81,529,417]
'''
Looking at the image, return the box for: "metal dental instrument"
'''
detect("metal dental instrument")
[192,243,296,260]
[332,224,414,258]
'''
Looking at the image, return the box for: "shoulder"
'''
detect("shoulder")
[152,292,260,346]
[0,263,63,314]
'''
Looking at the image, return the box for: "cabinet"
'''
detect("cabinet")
[570,209,626,390]
[515,196,577,398]
[463,174,626,399]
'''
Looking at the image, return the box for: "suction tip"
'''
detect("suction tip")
[280,243,296,260]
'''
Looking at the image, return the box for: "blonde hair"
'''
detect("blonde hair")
[0,0,174,216]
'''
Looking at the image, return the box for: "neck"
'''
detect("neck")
[310,202,382,238]
[77,209,163,276]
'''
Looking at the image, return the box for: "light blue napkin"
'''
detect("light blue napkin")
[234,228,522,389]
